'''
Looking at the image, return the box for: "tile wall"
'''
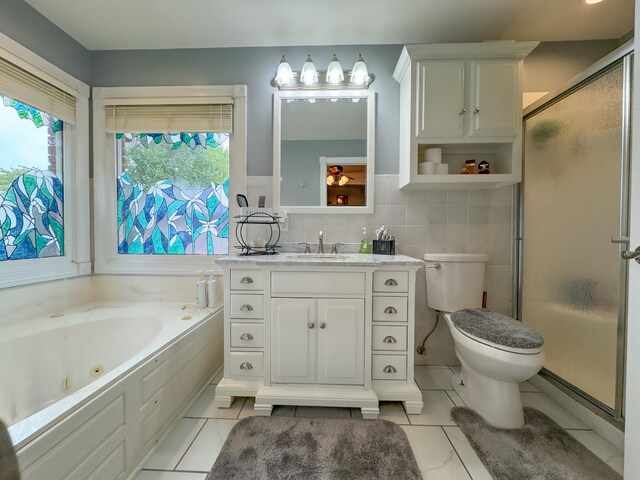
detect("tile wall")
[247,175,515,365]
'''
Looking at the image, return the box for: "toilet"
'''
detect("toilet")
[424,253,544,428]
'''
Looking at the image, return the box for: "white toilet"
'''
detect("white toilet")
[424,253,544,428]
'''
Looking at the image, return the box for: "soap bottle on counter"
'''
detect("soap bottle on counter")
[359,227,371,254]
[207,270,218,307]
[195,270,208,308]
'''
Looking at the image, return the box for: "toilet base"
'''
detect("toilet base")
[451,365,525,429]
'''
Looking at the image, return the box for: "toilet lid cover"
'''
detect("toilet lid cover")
[451,308,544,350]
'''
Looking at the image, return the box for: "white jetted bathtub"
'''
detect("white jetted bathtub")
[1,302,223,480]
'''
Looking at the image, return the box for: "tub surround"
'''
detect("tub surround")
[215,253,424,418]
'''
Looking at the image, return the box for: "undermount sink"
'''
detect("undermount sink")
[288,253,354,260]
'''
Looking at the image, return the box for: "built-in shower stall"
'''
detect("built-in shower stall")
[520,42,632,424]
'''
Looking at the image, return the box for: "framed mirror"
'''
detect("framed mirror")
[273,89,375,214]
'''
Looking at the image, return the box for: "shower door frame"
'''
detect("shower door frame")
[516,41,633,427]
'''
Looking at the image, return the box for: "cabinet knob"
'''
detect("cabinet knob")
[308,322,315,329]
[383,365,397,374]
[239,304,254,312]
[473,107,480,114]
[384,306,398,314]
[319,322,326,329]
[240,333,254,341]
[383,336,398,344]
[239,362,253,370]
[240,276,254,284]
[459,108,467,115]
[384,278,398,286]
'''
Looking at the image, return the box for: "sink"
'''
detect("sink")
[288,254,354,260]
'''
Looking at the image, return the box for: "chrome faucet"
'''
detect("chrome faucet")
[318,231,324,254]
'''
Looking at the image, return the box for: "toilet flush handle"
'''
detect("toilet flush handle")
[426,263,441,269]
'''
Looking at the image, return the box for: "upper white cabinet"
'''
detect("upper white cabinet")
[394,42,538,188]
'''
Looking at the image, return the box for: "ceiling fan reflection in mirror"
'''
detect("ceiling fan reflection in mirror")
[326,165,354,186]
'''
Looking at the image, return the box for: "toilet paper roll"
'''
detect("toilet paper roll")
[425,148,442,164]
[435,163,449,175]
[419,161,436,175]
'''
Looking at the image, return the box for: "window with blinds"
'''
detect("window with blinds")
[107,102,232,256]
[0,56,72,261]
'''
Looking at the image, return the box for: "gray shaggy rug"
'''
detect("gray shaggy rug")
[452,406,622,480]
[207,416,421,480]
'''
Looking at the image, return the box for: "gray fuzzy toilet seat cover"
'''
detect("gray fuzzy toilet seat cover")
[451,308,544,349]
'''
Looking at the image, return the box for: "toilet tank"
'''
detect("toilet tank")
[424,253,488,312]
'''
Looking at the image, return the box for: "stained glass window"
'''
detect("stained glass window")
[116,132,229,255]
[0,93,64,261]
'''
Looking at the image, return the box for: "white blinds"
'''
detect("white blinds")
[0,56,76,124]
[104,102,233,133]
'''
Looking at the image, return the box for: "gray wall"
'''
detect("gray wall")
[0,0,90,84]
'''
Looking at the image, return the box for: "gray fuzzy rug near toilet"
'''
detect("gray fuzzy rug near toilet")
[207,416,421,480]
[452,406,622,480]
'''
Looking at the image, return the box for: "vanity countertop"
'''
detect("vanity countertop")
[216,253,424,267]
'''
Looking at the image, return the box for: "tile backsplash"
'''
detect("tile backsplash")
[247,174,515,365]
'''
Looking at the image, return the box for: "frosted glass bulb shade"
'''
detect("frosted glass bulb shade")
[300,55,319,86]
[339,175,349,186]
[275,55,294,86]
[326,54,344,84]
[326,175,334,185]
[350,54,369,85]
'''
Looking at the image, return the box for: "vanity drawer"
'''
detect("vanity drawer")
[230,294,264,319]
[372,355,407,380]
[372,325,407,351]
[228,351,264,378]
[373,271,409,293]
[372,296,408,322]
[230,322,264,348]
[271,272,365,296]
[230,270,263,291]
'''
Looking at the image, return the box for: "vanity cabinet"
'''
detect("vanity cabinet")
[394,42,538,189]
[214,255,424,418]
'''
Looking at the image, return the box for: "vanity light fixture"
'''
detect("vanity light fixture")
[271,53,374,90]
[300,55,319,86]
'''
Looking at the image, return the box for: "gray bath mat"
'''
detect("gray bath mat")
[452,406,622,480]
[207,416,421,480]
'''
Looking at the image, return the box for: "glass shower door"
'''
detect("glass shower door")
[522,60,628,413]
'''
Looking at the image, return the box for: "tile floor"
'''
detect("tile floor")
[135,366,624,479]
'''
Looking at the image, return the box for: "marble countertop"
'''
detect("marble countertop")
[216,252,424,267]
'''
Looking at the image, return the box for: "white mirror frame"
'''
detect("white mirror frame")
[273,89,375,214]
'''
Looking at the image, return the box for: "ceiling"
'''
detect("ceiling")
[24,0,634,51]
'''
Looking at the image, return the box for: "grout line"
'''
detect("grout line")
[442,426,474,480]
[171,418,209,471]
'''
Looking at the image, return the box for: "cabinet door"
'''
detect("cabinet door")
[416,61,465,138]
[317,299,364,385]
[469,60,518,137]
[271,298,316,383]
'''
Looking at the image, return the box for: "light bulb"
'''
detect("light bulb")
[300,55,318,86]
[339,175,349,186]
[275,55,294,86]
[350,54,369,85]
[326,54,344,85]
[326,175,334,186]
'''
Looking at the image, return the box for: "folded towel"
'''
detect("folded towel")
[0,420,20,480]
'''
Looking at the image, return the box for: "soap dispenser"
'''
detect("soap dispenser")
[359,227,371,254]
[206,270,218,307]
[195,270,208,308]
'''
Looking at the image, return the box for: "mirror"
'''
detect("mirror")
[273,90,375,214]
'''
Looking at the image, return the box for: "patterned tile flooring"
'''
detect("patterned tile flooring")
[135,366,624,479]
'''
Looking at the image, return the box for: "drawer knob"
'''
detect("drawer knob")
[383,365,397,374]
[384,278,398,286]
[239,362,253,370]
[308,322,315,329]
[239,304,254,312]
[240,276,254,284]
[240,333,254,341]
[384,306,398,314]
[383,336,398,344]
[319,322,326,329]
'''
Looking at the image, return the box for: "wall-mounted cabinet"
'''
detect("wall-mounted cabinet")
[394,42,538,189]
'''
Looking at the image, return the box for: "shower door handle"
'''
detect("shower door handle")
[621,246,640,264]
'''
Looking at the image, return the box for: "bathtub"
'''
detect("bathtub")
[1,302,224,480]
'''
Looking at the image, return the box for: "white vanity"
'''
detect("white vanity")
[214,253,424,418]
